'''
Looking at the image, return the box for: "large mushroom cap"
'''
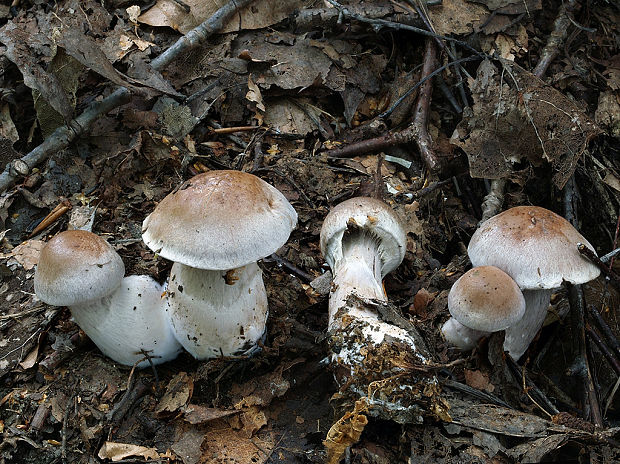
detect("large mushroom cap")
[35,230,125,306]
[468,206,600,289]
[448,266,526,332]
[320,197,406,277]
[142,170,297,270]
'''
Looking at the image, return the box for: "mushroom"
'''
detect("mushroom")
[442,266,525,350]
[141,170,297,359]
[468,206,600,359]
[320,197,438,422]
[34,230,182,367]
[320,197,406,332]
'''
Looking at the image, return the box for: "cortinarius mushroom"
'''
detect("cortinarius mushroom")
[34,230,182,367]
[141,170,297,359]
[442,266,525,350]
[320,197,440,422]
[468,206,600,359]
[320,197,406,332]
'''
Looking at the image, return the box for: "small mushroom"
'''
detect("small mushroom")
[141,170,297,359]
[34,230,182,367]
[468,206,600,359]
[442,266,525,350]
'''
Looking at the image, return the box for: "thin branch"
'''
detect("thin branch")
[533,0,579,78]
[0,0,256,194]
[324,0,483,57]
[577,243,620,291]
[479,178,506,225]
[564,175,604,427]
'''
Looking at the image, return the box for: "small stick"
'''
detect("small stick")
[411,177,454,199]
[404,38,439,171]
[265,253,314,283]
[588,305,620,359]
[577,243,620,291]
[532,0,578,78]
[479,178,506,225]
[324,0,482,57]
[586,325,620,376]
[608,211,620,270]
[600,246,620,264]
[30,403,50,432]
[28,199,72,238]
[564,175,603,427]
[210,125,258,135]
[507,357,559,417]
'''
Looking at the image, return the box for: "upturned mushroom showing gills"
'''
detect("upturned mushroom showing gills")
[442,266,525,350]
[320,197,440,423]
[141,170,297,360]
[34,230,182,367]
[468,206,600,360]
[320,197,407,331]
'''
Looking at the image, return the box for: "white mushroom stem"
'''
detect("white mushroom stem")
[441,318,489,350]
[70,275,182,368]
[503,288,553,360]
[329,230,421,349]
[329,231,385,329]
[166,261,268,360]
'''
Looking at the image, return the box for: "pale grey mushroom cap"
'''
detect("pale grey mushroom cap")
[448,266,526,332]
[142,170,297,270]
[320,197,406,277]
[468,206,600,290]
[34,230,125,307]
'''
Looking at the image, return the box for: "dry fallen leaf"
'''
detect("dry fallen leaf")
[97,442,160,462]
[156,371,194,416]
[0,240,46,270]
[183,404,238,424]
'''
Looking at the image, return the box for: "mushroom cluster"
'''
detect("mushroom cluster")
[468,206,600,359]
[34,170,297,367]
[443,206,601,360]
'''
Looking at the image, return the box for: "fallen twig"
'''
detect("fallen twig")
[588,305,620,359]
[564,175,603,427]
[479,178,506,225]
[577,243,620,290]
[533,0,579,78]
[325,0,481,56]
[404,39,439,171]
[0,0,256,195]
[586,325,620,376]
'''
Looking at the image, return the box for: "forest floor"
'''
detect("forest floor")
[0,0,619,463]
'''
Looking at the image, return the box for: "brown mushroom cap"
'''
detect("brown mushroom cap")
[468,206,600,289]
[448,266,526,332]
[142,170,297,270]
[34,230,125,306]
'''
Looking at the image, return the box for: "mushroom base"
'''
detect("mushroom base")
[70,275,182,368]
[503,288,553,360]
[441,317,489,350]
[329,297,444,424]
[166,261,268,360]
